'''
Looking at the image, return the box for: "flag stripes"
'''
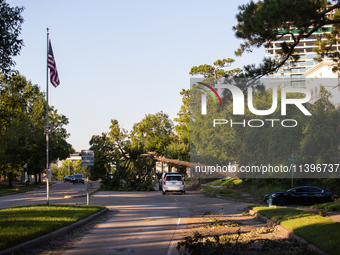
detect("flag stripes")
[47,40,60,87]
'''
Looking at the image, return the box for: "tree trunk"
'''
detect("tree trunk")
[39,173,41,183]
[34,173,37,184]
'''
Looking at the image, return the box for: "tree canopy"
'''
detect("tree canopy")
[0,74,73,187]
[0,0,24,75]
[233,0,340,77]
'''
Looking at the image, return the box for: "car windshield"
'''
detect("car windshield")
[74,175,83,178]
[166,176,182,181]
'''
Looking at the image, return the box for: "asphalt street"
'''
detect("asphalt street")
[0,183,286,255]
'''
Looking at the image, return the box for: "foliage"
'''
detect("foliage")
[0,0,24,76]
[233,0,340,77]
[0,74,72,187]
[190,58,243,82]
[51,159,86,181]
[90,119,157,191]
[101,172,155,191]
[190,79,340,176]
[189,58,242,79]
[89,132,115,181]
[300,87,340,164]
[131,111,174,155]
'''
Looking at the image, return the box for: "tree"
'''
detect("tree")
[233,0,340,78]
[131,111,174,155]
[189,58,242,80]
[0,74,72,187]
[89,132,115,181]
[166,89,191,163]
[300,87,340,164]
[0,0,25,75]
[174,89,190,143]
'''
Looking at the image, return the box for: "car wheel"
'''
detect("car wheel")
[73,182,75,185]
[182,191,185,195]
[162,191,166,195]
[276,196,286,206]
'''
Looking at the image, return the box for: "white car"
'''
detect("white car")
[159,172,181,190]
[162,174,185,195]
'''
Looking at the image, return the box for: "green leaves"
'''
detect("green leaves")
[0,0,24,76]
[189,58,242,79]
[0,74,72,183]
[234,0,339,77]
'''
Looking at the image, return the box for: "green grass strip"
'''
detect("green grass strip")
[303,201,340,211]
[203,185,244,200]
[249,206,340,255]
[0,204,105,251]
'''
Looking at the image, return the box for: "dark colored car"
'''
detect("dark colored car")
[63,175,73,183]
[72,174,84,184]
[264,186,338,206]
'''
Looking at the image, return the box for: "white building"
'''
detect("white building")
[303,59,340,106]
[266,26,339,87]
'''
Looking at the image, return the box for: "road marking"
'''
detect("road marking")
[174,198,178,202]
[168,218,181,255]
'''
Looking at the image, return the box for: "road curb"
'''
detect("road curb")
[244,207,330,255]
[64,188,99,199]
[0,207,109,255]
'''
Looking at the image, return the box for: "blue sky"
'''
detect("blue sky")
[8,0,265,150]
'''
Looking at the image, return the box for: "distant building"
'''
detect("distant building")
[266,26,338,87]
[303,59,340,106]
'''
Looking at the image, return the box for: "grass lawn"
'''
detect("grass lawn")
[202,185,244,200]
[302,201,340,211]
[249,205,340,255]
[0,204,105,251]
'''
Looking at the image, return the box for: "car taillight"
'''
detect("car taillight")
[332,193,338,198]
[182,179,185,185]
[164,178,166,185]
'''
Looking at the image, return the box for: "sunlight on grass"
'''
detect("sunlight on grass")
[0,204,105,251]
[250,206,340,255]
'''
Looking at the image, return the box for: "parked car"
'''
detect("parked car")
[72,174,85,184]
[162,174,185,195]
[159,172,182,191]
[264,186,338,206]
[63,175,73,183]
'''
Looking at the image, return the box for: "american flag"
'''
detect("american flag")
[47,40,60,87]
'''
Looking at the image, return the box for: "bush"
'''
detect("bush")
[100,171,155,191]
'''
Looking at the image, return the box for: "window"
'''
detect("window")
[295,187,308,192]
[166,176,182,181]
[308,187,322,193]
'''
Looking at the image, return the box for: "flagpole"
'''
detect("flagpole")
[46,28,50,205]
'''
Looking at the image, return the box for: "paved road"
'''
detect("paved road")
[60,191,263,255]
[1,186,281,255]
[0,181,99,209]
